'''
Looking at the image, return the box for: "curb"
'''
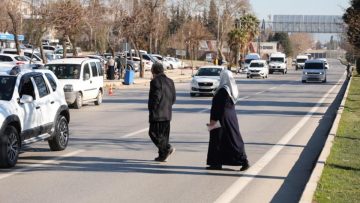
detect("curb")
[299,77,353,203]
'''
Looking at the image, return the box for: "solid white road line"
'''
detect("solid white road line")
[0,149,84,181]
[214,79,343,203]
[121,128,149,138]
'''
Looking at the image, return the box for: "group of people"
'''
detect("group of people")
[147,63,249,171]
[106,56,128,80]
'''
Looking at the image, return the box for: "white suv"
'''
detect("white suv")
[45,58,104,109]
[0,66,70,168]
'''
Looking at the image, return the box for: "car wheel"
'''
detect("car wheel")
[269,71,273,74]
[190,93,196,97]
[323,78,327,83]
[48,115,69,151]
[0,126,20,168]
[73,92,82,109]
[94,90,102,105]
[247,76,250,78]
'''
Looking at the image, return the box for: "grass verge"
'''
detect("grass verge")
[314,75,360,203]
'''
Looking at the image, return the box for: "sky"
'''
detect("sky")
[250,0,350,42]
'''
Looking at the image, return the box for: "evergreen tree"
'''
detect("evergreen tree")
[270,33,293,56]
[207,0,218,38]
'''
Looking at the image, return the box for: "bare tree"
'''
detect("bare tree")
[4,0,22,55]
[47,0,85,57]
[289,33,313,57]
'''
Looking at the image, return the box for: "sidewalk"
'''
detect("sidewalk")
[104,68,194,89]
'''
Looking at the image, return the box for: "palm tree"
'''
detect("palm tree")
[239,14,260,55]
[227,28,247,68]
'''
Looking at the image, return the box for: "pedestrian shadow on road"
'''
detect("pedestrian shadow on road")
[17,155,289,179]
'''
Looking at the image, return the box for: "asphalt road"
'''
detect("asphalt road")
[0,59,347,203]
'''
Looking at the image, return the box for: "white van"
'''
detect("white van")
[295,55,308,70]
[45,58,104,109]
[269,52,287,74]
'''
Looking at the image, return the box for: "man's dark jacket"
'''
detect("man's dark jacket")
[148,73,176,122]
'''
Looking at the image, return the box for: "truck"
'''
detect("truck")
[269,52,287,74]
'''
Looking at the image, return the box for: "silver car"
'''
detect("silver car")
[190,66,224,97]
[302,59,327,83]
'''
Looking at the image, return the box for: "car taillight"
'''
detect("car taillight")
[16,61,25,65]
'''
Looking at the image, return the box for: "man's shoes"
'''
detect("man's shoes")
[154,156,166,162]
[206,165,222,170]
[240,161,250,171]
[154,147,175,162]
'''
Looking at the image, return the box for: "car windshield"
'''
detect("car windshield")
[0,76,16,101]
[250,62,265,68]
[14,56,29,61]
[46,64,81,79]
[270,57,284,62]
[297,59,307,63]
[304,63,324,70]
[196,68,222,76]
[245,59,255,64]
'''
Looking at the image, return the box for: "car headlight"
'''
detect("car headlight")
[63,84,73,92]
[304,72,308,75]
[319,72,323,75]
[191,80,198,87]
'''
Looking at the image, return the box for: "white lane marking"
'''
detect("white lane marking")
[121,128,149,138]
[214,79,343,203]
[0,149,84,181]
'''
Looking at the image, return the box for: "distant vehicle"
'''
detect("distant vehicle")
[165,57,181,69]
[317,58,329,70]
[269,52,287,74]
[242,53,261,73]
[295,55,308,70]
[302,59,327,83]
[54,47,83,57]
[190,66,225,97]
[0,54,41,69]
[247,60,269,79]
[150,54,171,69]
[205,53,213,62]
[42,45,57,53]
[1,48,44,64]
[0,66,70,168]
[45,58,104,109]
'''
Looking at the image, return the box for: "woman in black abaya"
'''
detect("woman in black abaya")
[206,70,249,171]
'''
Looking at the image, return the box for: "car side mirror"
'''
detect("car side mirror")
[84,73,90,80]
[20,95,33,104]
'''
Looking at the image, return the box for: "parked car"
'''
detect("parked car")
[165,57,182,69]
[54,47,83,57]
[247,60,269,79]
[1,48,44,64]
[150,54,171,69]
[190,66,225,97]
[0,66,70,168]
[45,58,104,109]
[0,53,41,69]
[302,59,327,83]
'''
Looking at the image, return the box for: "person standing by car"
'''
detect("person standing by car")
[148,63,176,162]
[206,70,250,171]
[107,56,116,80]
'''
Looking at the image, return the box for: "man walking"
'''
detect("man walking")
[148,63,176,162]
